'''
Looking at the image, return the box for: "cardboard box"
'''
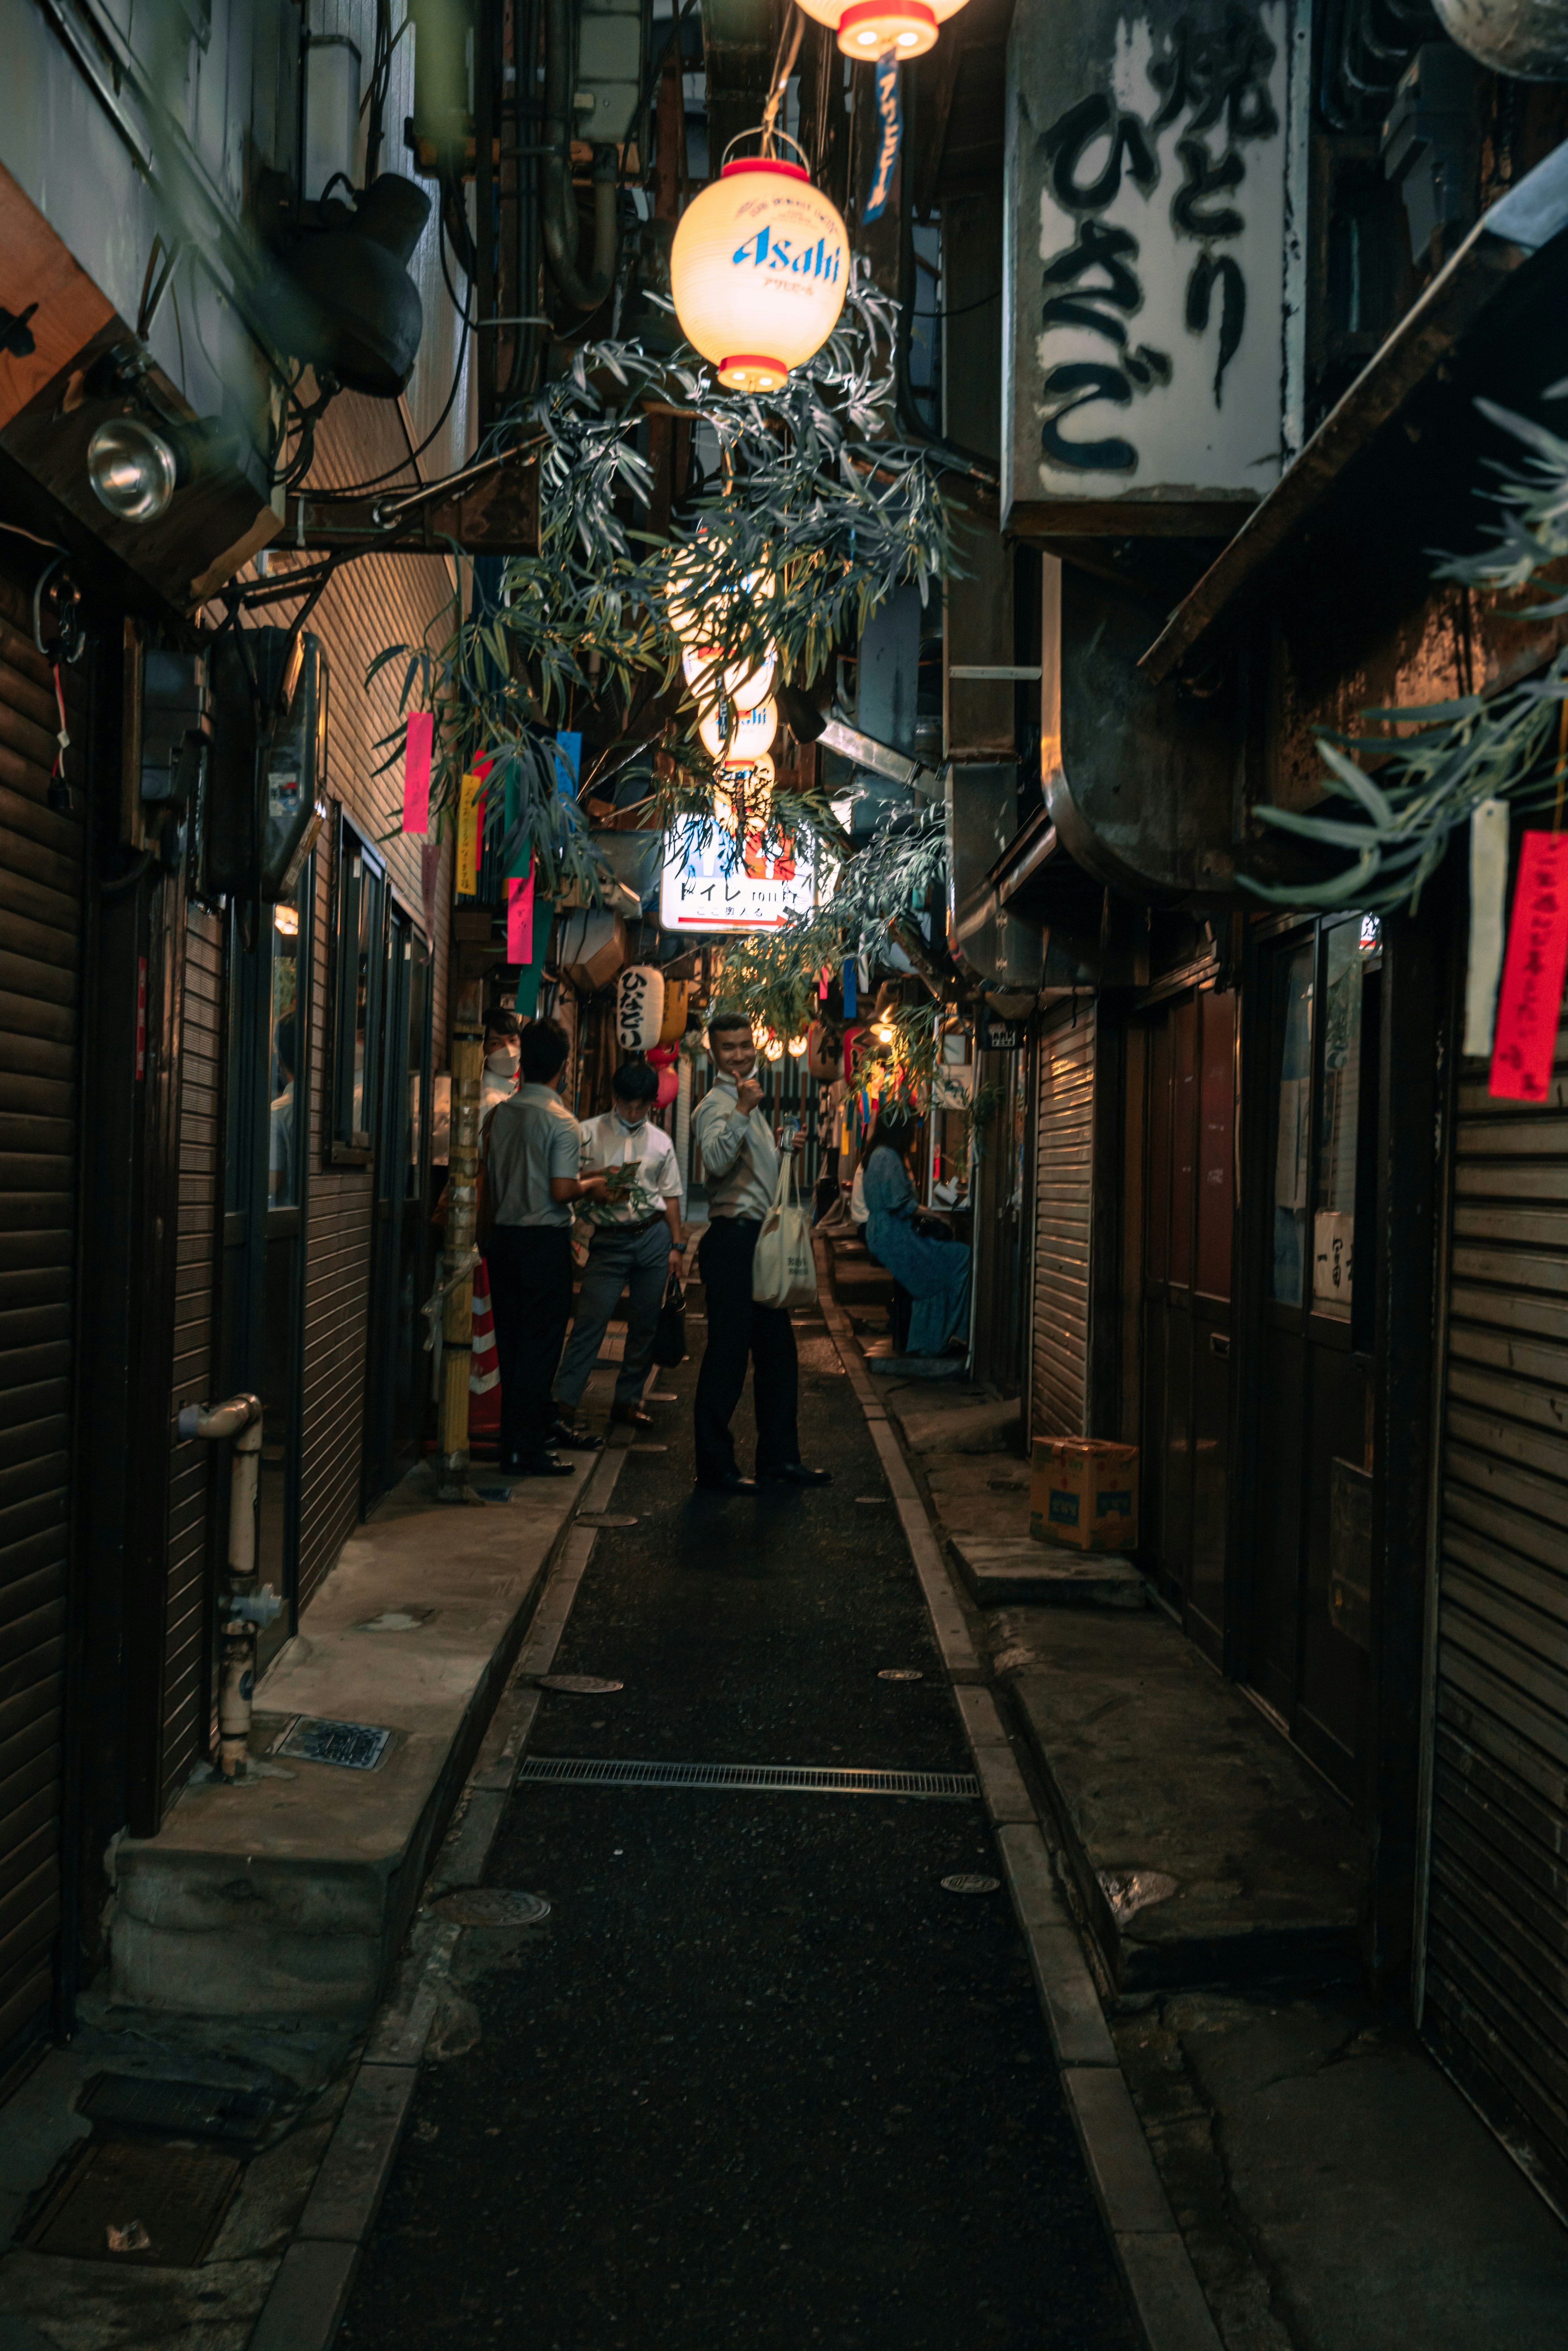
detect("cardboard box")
[1029,1438,1138,1552]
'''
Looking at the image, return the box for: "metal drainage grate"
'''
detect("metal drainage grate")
[517,1756,980,1801]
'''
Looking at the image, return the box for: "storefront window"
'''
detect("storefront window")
[1270,941,1314,1305]
[1313,919,1364,1319]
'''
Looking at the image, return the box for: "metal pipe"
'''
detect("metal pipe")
[176,1392,278,1781]
[541,0,618,310]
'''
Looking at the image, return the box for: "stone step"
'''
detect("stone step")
[831,1260,896,1300]
[951,1538,1149,1609]
[1008,1612,1363,1997]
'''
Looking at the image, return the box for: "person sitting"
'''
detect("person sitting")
[552,1060,686,1438]
[860,1109,970,1358]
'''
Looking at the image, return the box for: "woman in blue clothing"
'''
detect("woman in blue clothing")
[860,1110,970,1357]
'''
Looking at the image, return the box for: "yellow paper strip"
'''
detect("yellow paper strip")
[456,770,482,896]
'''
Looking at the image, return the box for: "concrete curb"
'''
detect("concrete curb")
[243,1446,629,2351]
[814,1260,1223,2351]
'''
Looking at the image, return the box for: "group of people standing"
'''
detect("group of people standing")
[477,1009,831,1492]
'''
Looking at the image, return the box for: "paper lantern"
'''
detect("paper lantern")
[763,1032,784,1061]
[670,156,850,391]
[699,697,778,762]
[615,963,666,1053]
[655,1065,679,1110]
[684,640,777,715]
[667,542,774,649]
[787,1034,807,1056]
[795,0,969,58]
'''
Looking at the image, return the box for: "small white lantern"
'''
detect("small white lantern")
[794,0,969,58]
[684,640,777,715]
[699,697,778,761]
[670,150,850,391]
[615,964,666,1054]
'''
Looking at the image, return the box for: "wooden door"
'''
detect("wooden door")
[1141,983,1235,1660]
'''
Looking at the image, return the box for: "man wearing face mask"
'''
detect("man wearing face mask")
[689,1010,832,1495]
[552,1060,685,1439]
[481,1009,521,1116]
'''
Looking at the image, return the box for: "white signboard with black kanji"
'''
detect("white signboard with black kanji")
[1002,0,1305,536]
[658,829,816,934]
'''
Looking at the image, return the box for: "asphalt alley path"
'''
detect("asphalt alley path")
[337,1291,1138,2351]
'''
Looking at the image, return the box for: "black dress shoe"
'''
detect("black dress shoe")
[550,1419,604,1451]
[695,1469,759,1495]
[504,1452,575,1478]
[757,1462,833,1486]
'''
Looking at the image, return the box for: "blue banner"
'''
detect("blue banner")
[864,56,901,224]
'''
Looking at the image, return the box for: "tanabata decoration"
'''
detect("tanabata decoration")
[1490,830,1568,1102]
[401,710,432,834]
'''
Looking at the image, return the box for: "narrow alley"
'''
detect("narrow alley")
[333,1286,1140,2350]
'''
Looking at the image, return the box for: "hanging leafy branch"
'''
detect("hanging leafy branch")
[364,270,954,898]
[1246,398,1568,913]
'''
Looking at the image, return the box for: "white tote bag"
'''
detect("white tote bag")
[752,1146,818,1309]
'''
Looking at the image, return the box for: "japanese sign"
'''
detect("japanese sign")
[1490,831,1568,1103]
[1002,0,1302,535]
[659,827,816,934]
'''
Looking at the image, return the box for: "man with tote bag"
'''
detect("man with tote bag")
[689,1012,833,1495]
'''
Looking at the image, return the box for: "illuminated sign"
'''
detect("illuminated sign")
[659,824,816,934]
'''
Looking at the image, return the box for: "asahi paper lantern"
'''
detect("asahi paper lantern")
[670,155,850,392]
[683,639,777,715]
[615,964,666,1053]
[666,542,775,649]
[699,697,778,762]
[795,0,969,57]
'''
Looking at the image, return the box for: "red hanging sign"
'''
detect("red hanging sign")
[401,709,433,834]
[1490,829,1568,1102]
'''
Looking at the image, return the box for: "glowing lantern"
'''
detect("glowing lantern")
[684,640,777,715]
[670,145,850,392]
[699,697,778,762]
[794,0,969,58]
[763,1032,784,1061]
[787,1034,807,1057]
[873,1018,895,1045]
[666,542,775,649]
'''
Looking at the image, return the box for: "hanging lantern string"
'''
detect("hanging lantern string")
[760,7,807,158]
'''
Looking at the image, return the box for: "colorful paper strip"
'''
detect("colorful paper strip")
[1490,829,1568,1102]
[843,960,857,1018]
[507,865,535,964]
[456,771,483,897]
[514,903,554,1020]
[402,710,432,835]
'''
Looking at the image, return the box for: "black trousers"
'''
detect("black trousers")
[694,1215,800,1481]
[484,1224,573,1463]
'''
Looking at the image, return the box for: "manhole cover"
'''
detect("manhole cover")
[940,1874,1000,1895]
[536,1674,624,1694]
[878,1669,923,1682]
[78,2075,274,2146]
[28,2142,241,2266]
[430,1889,551,1927]
[577,1513,638,1529]
[353,1607,434,1633]
[275,1718,394,1771]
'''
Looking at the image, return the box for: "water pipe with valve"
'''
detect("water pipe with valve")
[176,1393,282,1781]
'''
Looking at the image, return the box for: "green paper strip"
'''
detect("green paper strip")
[514,902,554,1018]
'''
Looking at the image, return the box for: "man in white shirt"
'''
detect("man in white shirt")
[482,1018,607,1475]
[689,1010,832,1495]
[552,1061,686,1435]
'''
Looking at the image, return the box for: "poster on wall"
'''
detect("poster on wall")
[658,826,817,934]
[1002,0,1305,538]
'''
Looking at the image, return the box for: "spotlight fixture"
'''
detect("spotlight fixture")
[87,416,180,524]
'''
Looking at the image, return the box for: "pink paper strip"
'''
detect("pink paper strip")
[1491,830,1568,1102]
[507,865,535,964]
[402,709,433,834]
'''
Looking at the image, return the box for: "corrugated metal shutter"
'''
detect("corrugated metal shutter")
[1422,1032,1568,2208]
[0,591,83,2066]
[160,905,223,1808]
[1031,1001,1095,1440]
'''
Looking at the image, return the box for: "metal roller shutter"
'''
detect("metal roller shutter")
[0,587,83,2070]
[1422,1027,1568,2207]
[1030,1001,1095,1441]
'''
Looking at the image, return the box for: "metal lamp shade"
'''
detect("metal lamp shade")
[87,416,180,524]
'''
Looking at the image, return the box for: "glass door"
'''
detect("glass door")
[1247,915,1382,1795]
